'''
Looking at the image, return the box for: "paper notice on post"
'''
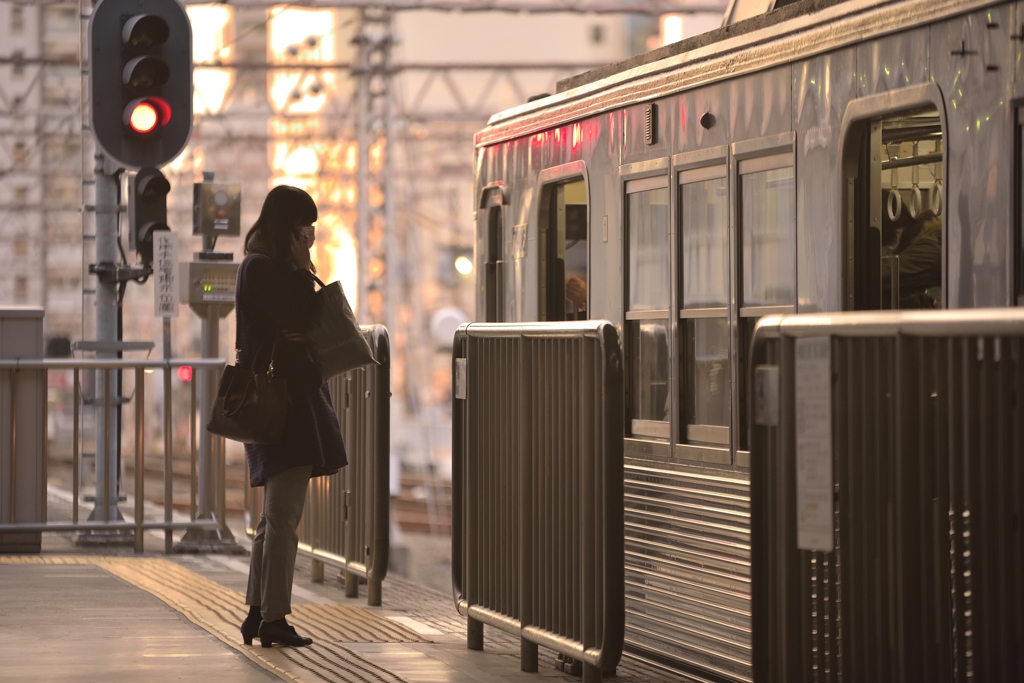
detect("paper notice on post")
[794,336,834,552]
[154,231,179,318]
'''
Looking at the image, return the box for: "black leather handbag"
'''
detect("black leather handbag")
[206,339,288,445]
[304,275,378,381]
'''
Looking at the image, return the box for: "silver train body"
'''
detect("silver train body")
[470,0,1022,680]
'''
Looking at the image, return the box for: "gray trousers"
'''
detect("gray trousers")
[246,465,312,622]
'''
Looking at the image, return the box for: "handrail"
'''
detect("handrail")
[244,325,391,606]
[0,358,226,369]
[452,320,624,683]
[0,357,228,553]
[752,307,1024,339]
[749,308,1024,683]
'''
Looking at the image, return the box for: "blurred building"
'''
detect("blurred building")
[0,1,83,344]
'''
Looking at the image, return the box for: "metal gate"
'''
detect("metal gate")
[452,321,625,683]
[749,309,1024,683]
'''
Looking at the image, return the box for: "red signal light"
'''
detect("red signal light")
[129,101,158,133]
[177,365,193,382]
[124,97,171,135]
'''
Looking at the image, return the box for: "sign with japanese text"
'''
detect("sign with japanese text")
[154,231,179,318]
[795,336,834,552]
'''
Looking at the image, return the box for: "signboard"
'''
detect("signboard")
[154,231,179,318]
[794,336,833,552]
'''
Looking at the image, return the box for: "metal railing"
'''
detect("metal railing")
[749,309,1024,683]
[0,357,227,553]
[452,321,625,683]
[245,325,391,606]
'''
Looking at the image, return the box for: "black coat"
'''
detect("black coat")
[235,253,347,487]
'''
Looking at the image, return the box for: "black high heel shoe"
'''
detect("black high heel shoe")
[259,618,313,648]
[241,606,261,645]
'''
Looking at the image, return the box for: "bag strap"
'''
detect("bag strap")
[266,334,279,377]
[311,274,326,289]
[245,330,280,376]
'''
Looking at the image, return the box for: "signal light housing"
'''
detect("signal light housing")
[90,0,192,169]
[129,167,171,265]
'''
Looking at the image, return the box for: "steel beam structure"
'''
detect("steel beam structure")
[353,6,395,328]
[185,0,727,15]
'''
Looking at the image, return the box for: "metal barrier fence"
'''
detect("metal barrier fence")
[451,321,625,683]
[245,325,390,606]
[0,357,227,553]
[749,309,1024,683]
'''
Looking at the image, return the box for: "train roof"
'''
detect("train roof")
[475,0,993,147]
[556,0,848,94]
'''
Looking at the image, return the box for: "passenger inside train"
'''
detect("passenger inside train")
[883,210,943,309]
[856,109,944,310]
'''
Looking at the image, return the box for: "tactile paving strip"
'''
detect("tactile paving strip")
[0,556,424,683]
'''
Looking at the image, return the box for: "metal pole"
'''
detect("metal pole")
[164,363,173,554]
[87,155,123,525]
[9,370,17,524]
[177,226,239,550]
[383,31,397,344]
[355,13,370,322]
[164,320,173,553]
[73,369,79,524]
[198,307,217,523]
[134,367,144,553]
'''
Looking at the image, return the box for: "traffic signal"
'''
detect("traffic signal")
[129,167,171,265]
[90,0,192,169]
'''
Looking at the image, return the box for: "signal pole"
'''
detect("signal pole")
[85,153,124,528]
[176,174,243,553]
[78,0,193,543]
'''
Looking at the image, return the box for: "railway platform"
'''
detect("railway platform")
[0,527,682,683]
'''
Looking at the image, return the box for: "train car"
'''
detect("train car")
[470,0,1022,680]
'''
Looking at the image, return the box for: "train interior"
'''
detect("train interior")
[540,179,589,322]
[851,108,944,310]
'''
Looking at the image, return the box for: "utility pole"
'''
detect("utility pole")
[353,7,395,330]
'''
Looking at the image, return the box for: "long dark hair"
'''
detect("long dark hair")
[244,185,317,268]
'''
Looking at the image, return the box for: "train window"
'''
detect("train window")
[733,136,796,453]
[480,186,504,322]
[848,108,944,310]
[678,165,730,446]
[739,159,796,307]
[625,176,670,438]
[539,179,588,320]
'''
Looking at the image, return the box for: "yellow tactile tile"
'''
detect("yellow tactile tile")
[0,556,421,682]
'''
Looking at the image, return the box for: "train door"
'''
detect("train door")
[539,176,589,321]
[479,185,505,322]
[844,102,944,310]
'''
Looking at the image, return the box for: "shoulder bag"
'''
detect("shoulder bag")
[206,337,288,445]
[303,275,378,381]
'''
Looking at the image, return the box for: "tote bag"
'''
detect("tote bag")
[305,275,378,381]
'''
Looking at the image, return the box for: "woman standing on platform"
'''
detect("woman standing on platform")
[236,185,347,648]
